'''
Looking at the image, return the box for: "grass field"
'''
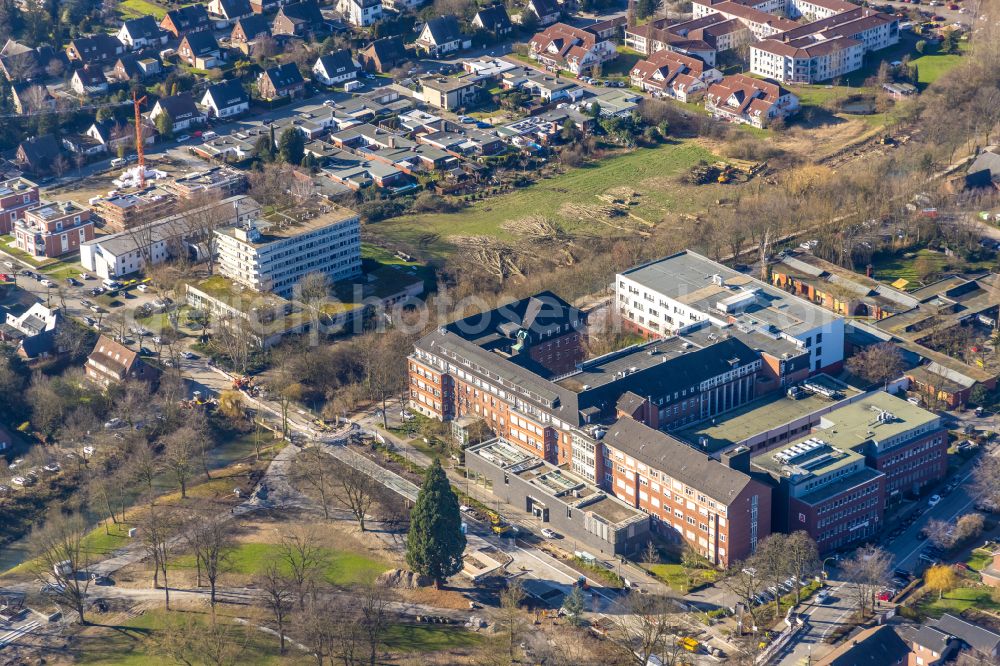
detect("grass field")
[968,548,993,572]
[869,248,995,289]
[910,49,965,86]
[382,624,486,652]
[171,542,388,587]
[370,141,721,260]
[915,586,1000,617]
[118,0,168,20]
[646,563,720,592]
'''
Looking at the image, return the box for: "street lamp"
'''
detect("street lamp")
[821,556,837,579]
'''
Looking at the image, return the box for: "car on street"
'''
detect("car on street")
[928,494,941,507]
[2,261,13,269]
[39,278,53,287]
[66,277,80,286]
[399,410,415,421]
[541,528,559,538]
[137,284,149,292]
[919,552,939,564]
[90,305,102,313]
[80,272,91,280]
[182,351,197,360]
[816,589,831,603]
[177,134,191,142]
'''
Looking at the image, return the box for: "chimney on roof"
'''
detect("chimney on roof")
[721,446,751,473]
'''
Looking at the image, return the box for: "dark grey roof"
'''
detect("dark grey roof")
[74,65,107,85]
[476,4,512,31]
[364,36,405,62]
[234,14,270,39]
[216,0,252,18]
[967,150,1000,181]
[182,31,219,56]
[603,418,756,505]
[262,62,304,89]
[316,50,357,75]
[824,626,909,666]
[122,16,163,40]
[529,0,559,16]
[164,5,210,30]
[279,0,323,23]
[934,614,1000,656]
[18,135,61,165]
[69,34,122,62]
[20,328,55,359]
[913,626,952,655]
[205,79,248,108]
[156,93,200,120]
[423,15,462,44]
[615,391,645,414]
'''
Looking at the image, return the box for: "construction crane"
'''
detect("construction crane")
[132,91,147,187]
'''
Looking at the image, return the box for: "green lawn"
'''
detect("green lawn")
[382,624,485,652]
[646,563,720,592]
[72,609,310,665]
[869,248,995,289]
[117,0,167,20]
[172,542,387,587]
[602,46,642,79]
[370,142,721,261]
[916,587,1000,617]
[968,548,994,572]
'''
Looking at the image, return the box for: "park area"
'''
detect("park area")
[369,141,725,261]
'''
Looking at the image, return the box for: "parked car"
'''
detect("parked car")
[541,528,558,538]
[928,494,942,507]
[136,284,149,292]
[816,589,831,603]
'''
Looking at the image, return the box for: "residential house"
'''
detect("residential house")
[381,0,425,10]
[230,15,272,50]
[1,39,40,80]
[178,32,223,68]
[200,80,250,118]
[257,63,306,100]
[629,49,722,102]
[149,93,206,133]
[11,82,56,114]
[86,335,161,386]
[2,303,62,361]
[926,615,1000,662]
[160,5,211,38]
[111,54,162,82]
[337,0,383,27]
[250,0,286,13]
[586,16,627,41]
[472,4,513,37]
[0,39,63,81]
[13,200,94,259]
[273,0,324,37]
[15,135,62,175]
[69,65,109,96]
[86,119,154,155]
[964,149,1000,189]
[522,0,560,26]
[312,50,359,85]
[420,77,482,111]
[416,15,465,58]
[909,626,956,666]
[500,68,582,102]
[0,177,39,235]
[529,23,617,76]
[815,625,908,666]
[358,37,406,73]
[704,73,798,128]
[116,16,168,50]
[62,132,107,156]
[66,34,123,65]
[207,0,253,25]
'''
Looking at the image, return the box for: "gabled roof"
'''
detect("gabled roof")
[68,34,121,62]
[155,93,200,119]
[278,0,323,24]
[603,417,758,506]
[475,4,512,32]
[529,0,559,17]
[204,79,248,108]
[233,14,271,38]
[363,36,406,62]
[73,65,108,86]
[121,16,163,40]
[315,50,357,75]
[182,30,220,56]
[912,626,952,655]
[421,15,462,45]
[163,4,210,30]
[214,0,252,18]
[933,614,1000,656]
[17,135,61,166]
[88,335,140,375]
[818,625,909,666]
[261,62,305,89]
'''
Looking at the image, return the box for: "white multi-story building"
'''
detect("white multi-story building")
[80,195,260,279]
[214,204,361,297]
[615,250,845,375]
[751,36,863,83]
[337,0,382,27]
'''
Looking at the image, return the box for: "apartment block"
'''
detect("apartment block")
[0,177,39,235]
[409,290,781,564]
[751,391,946,552]
[616,250,845,375]
[14,200,93,259]
[214,203,361,297]
[602,418,771,565]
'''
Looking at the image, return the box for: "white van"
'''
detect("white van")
[202,131,217,141]
[102,278,122,290]
[110,157,126,168]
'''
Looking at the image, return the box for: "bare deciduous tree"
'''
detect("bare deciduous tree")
[279,528,328,611]
[257,560,295,654]
[842,544,891,617]
[29,513,92,624]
